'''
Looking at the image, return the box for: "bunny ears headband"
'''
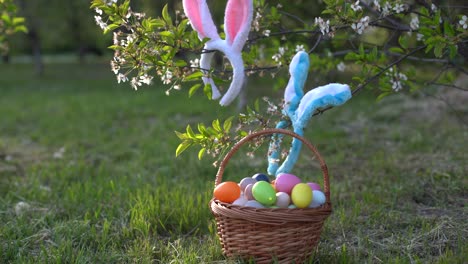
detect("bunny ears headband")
[183,0,253,106]
[268,51,352,176]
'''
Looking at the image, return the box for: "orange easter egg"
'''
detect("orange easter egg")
[214,181,241,203]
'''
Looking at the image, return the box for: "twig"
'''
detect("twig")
[312,45,427,117]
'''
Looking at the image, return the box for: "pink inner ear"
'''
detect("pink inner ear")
[225,0,250,44]
[183,0,206,38]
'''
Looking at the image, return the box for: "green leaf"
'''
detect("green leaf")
[14,25,27,33]
[159,31,173,37]
[212,119,221,132]
[174,131,188,140]
[434,42,446,58]
[443,21,454,36]
[254,99,260,112]
[203,83,212,100]
[104,23,120,34]
[174,60,187,67]
[223,116,234,132]
[188,84,201,98]
[376,92,391,102]
[175,141,192,157]
[186,125,196,138]
[198,148,206,160]
[162,4,172,26]
[389,47,405,54]
[448,45,458,60]
[149,18,166,28]
[12,17,24,25]
[398,35,409,49]
[184,71,203,81]
[198,123,210,137]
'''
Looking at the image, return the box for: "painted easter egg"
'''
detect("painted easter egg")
[244,200,265,208]
[275,192,291,208]
[309,190,326,208]
[232,196,248,206]
[275,173,301,194]
[213,181,241,203]
[291,183,313,208]
[244,183,255,200]
[239,177,257,192]
[307,182,322,191]
[252,173,270,182]
[252,181,277,206]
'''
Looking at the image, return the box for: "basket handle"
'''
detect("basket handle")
[215,128,330,200]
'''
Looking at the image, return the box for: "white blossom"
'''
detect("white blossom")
[410,15,419,30]
[373,0,381,11]
[130,77,142,90]
[95,8,102,15]
[315,17,330,35]
[253,11,262,31]
[431,4,437,12]
[272,46,286,65]
[351,16,370,34]
[94,15,107,30]
[263,29,271,37]
[337,62,346,72]
[190,58,199,68]
[393,3,406,14]
[351,1,362,12]
[117,73,128,83]
[382,2,392,16]
[139,74,153,85]
[113,32,119,45]
[392,80,403,91]
[161,70,173,85]
[295,45,305,52]
[460,15,467,30]
[386,68,407,92]
[106,0,117,6]
[110,59,120,74]
[417,33,424,41]
[173,84,181,90]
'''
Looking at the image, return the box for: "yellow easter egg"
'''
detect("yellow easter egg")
[291,183,312,208]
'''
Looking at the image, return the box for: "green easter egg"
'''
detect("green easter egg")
[252,181,277,206]
[291,183,313,208]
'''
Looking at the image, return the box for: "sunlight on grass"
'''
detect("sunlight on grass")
[0,63,466,263]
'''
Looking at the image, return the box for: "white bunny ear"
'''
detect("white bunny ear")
[183,0,220,40]
[224,0,253,52]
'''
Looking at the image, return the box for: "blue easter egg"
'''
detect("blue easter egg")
[252,173,270,183]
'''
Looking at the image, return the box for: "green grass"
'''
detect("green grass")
[0,63,466,263]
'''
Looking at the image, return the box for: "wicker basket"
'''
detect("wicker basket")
[210,128,332,263]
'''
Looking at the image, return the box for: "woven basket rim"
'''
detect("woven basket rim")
[210,199,332,225]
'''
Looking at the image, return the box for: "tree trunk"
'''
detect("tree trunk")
[28,29,44,76]
[19,0,44,76]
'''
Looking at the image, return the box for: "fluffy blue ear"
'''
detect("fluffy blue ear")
[267,51,310,176]
[275,83,352,175]
[295,83,351,128]
[283,51,309,118]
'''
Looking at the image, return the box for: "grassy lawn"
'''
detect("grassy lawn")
[0,62,466,263]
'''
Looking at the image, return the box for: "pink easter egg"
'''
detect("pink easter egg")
[275,173,301,194]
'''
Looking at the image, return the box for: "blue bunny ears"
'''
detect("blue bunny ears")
[267,51,352,176]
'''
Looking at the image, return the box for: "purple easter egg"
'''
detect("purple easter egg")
[239,177,257,192]
[244,183,255,200]
[307,182,321,191]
